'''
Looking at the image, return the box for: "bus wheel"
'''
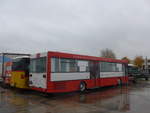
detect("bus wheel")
[80,82,86,92]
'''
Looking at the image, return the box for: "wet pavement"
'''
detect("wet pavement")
[0,81,150,113]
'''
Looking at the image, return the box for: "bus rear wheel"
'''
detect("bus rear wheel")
[80,82,86,92]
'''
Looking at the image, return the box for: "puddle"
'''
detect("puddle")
[0,82,150,113]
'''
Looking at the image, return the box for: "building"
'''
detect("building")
[142,58,150,73]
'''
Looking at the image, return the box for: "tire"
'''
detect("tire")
[80,82,86,92]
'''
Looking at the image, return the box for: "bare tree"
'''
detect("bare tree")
[100,48,116,59]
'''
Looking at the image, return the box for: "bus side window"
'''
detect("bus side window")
[77,60,89,72]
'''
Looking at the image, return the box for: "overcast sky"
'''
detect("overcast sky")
[0,0,150,59]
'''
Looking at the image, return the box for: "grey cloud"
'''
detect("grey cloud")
[0,0,150,59]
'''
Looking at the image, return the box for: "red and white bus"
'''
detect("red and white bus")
[29,51,128,93]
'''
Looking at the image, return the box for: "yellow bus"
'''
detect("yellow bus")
[10,56,30,89]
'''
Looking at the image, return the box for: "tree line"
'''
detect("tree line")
[100,48,144,68]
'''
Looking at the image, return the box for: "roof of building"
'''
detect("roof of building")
[0,56,12,63]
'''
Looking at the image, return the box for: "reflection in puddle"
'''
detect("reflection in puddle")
[52,86,130,112]
[0,84,149,113]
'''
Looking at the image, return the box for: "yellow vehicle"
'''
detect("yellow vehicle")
[10,56,30,89]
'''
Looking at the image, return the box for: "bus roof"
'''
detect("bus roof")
[48,51,128,63]
[31,51,127,64]
[128,64,136,67]
[13,56,30,60]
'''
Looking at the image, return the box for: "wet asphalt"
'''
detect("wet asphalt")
[0,81,150,113]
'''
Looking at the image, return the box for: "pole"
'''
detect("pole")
[145,56,148,73]
[1,53,5,81]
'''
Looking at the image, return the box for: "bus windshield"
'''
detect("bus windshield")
[30,57,46,73]
[12,58,30,72]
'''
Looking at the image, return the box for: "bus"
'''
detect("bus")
[29,51,128,93]
[10,56,30,89]
[128,64,140,77]
[128,64,149,81]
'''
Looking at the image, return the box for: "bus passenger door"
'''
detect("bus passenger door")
[89,61,100,87]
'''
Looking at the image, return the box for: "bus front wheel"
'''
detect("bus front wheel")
[80,82,86,92]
